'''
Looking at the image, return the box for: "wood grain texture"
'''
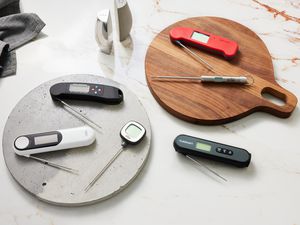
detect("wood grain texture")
[145,17,298,125]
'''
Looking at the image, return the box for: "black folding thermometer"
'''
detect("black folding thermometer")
[50,82,123,104]
[174,134,251,168]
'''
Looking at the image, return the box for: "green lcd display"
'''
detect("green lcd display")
[196,142,211,152]
[191,32,210,44]
[125,124,141,139]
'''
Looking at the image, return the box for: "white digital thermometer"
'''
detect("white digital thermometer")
[14,126,96,156]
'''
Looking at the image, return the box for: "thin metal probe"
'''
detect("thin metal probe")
[152,75,249,84]
[85,141,127,192]
[176,40,217,73]
[28,155,79,174]
[186,155,227,182]
[57,99,102,132]
[152,76,202,80]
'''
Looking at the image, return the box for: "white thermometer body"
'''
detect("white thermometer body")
[14,126,96,156]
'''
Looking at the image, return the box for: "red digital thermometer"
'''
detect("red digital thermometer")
[169,27,238,59]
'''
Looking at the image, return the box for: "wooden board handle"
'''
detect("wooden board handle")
[259,83,297,118]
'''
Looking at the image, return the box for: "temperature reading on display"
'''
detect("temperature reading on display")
[120,121,146,144]
[191,32,210,44]
[196,142,211,152]
[125,124,142,139]
[34,134,58,145]
[69,84,90,93]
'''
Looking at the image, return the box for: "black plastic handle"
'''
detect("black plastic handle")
[174,134,251,168]
[50,82,123,104]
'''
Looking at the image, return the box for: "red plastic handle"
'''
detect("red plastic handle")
[169,27,238,59]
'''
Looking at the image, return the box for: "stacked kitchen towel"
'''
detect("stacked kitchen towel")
[0,0,45,77]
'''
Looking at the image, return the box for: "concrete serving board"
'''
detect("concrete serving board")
[2,74,151,206]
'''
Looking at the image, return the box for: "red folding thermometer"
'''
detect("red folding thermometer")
[169,27,238,59]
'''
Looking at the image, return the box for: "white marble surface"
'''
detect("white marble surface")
[0,0,299,224]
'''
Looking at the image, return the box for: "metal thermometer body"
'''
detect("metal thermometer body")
[169,27,238,59]
[50,82,123,104]
[120,121,146,145]
[14,126,96,156]
[174,134,251,167]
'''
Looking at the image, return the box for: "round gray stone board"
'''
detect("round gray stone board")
[2,74,151,206]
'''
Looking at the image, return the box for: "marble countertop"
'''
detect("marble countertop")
[0,0,299,224]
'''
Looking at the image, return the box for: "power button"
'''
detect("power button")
[14,136,30,150]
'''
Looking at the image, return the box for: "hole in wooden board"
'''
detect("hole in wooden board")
[262,92,286,106]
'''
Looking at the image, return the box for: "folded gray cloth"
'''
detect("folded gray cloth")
[0,0,45,77]
[0,0,20,17]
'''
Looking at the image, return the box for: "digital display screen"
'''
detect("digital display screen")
[69,84,90,93]
[125,124,142,139]
[196,142,211,152]
[191,32,210,44]
[34,134,58,145]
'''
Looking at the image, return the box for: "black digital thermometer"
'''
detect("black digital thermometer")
[174,134,251,168]
[50,82,123,104]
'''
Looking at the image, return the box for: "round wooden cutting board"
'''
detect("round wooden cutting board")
[145,17,297,125]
